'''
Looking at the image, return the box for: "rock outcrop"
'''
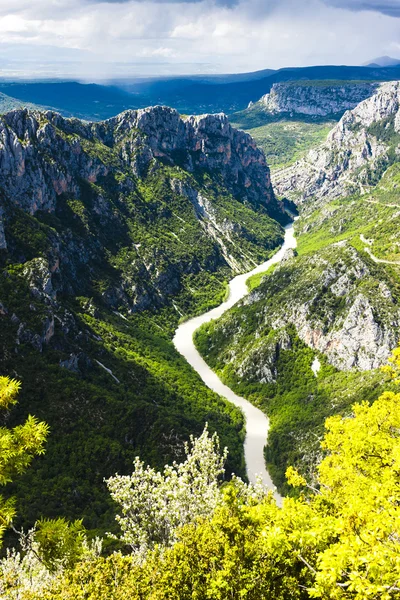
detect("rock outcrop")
[206,241,400,376]
[260,81,379,118]
[0,107,283,218]
[274,81,400,204]
[0,106,286,316]
[261,244,399,370]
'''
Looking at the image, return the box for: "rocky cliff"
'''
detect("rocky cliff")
[0,107,281,217]
[198,241,399,376]
[274,81,400,204]
[259,81,379,118]
[0,106,285,314]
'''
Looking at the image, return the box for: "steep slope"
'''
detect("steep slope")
[229,81,376,172]
[0,107,285,535]
[274,81,400,204]
[195,248,395,490]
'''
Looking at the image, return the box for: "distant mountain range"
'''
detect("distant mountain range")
[364,56,400,67]
[2,63,400,120]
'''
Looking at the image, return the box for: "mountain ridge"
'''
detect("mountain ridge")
[5,64,400,119]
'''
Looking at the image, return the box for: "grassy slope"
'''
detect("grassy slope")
[230,105,334,171]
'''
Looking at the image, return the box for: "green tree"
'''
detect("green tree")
[0,377,48,543]
[2,378,400,599]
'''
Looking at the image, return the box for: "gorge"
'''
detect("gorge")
[174,221,297,502]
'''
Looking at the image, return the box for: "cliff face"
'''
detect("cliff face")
[200,241,399,375]
[0,106,285,314]
[0,107,281,218]
[259,81,379,118]
[274,81,400,204]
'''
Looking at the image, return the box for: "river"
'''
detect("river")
[173,222,297,505]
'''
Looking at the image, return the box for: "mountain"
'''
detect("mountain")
[120,65,400,114]
[0,91,42,113]
[228,81,374,175]
[365,56,400,67]
[5,64,400,120]
[0,106,285,534]
[0,82,149,121]
[274,81,400,204]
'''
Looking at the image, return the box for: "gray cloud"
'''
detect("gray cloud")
[0,0,399,78]
[89,0,238,4]
[324,0,400,17]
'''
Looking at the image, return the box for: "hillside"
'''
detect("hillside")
[0,92,41,114]
[195,84,400,491]
[0,106,285,535]
[230,118,335,171]
[274,81,400,204]
[229,80,383,172]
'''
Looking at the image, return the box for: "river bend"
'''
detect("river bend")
[173,223,297,505]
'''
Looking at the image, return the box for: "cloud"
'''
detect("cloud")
[323,0,400,18]
[87,0,239,4]
[0,0,399,78]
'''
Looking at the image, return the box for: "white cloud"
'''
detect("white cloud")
[0,0,398,77]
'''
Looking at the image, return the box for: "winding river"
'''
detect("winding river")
[173,222,297,505]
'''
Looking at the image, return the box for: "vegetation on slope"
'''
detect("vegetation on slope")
[195,161,400,491]
[2,381,399,599]
[238,120,334,170]
[230,104,334,171]
[297,163,400,261]
[0,111,285,537]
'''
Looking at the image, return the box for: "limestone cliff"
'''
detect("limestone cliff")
[260,81,379,118]
[0,107,282,217]
[199,240,399,376]
[274,81,400,204]
[0,106,285,315]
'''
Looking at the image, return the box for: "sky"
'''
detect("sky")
[0,0,400,79]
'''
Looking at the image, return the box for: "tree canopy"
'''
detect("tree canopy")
[0,377,48,544]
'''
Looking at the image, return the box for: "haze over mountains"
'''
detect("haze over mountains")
[3,62,400,120]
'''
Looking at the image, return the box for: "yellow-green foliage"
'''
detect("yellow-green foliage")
[19,384,400,600]
[0,377,48,543]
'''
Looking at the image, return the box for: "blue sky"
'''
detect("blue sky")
[0,0,399,78]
